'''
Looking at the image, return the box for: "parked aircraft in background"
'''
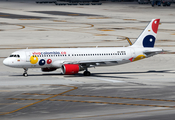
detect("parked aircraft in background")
[3,19,163,77]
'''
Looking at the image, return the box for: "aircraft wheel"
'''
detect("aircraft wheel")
[83,71,91,76]
[23,73,28,77]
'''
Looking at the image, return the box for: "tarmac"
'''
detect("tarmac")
[0,1,175,120]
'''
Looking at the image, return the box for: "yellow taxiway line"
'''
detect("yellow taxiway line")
[0,85,78,116]
[7,98,174,108]
[22,93,175,102]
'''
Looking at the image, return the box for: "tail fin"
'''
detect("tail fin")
[131,19,160,48]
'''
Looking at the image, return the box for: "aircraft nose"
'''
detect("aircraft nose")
[3,58,9,66]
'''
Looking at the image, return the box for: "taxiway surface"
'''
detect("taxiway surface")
[0,1,175,120]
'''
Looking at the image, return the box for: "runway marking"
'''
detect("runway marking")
[16,24,25,29]
[3,85,175,116]
[0,23,25,31]
[48,108,175,120]
[0,85,78,116]
[85,23,94,27]
[0,103,31,105]
[22,93,175,102]
[6,98,174,108]
[95,34,109,36]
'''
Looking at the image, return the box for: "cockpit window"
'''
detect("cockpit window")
[9,54,20,58]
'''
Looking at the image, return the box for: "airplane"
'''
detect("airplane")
[3,19,163,77]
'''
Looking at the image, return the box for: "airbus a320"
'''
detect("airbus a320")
[3,19,163,77]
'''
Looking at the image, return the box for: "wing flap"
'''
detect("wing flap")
[63,59,119,65]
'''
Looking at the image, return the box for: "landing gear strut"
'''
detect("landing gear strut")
[23,68,28,77]
[83,68,91,76]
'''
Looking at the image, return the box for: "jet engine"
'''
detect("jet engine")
[61,64,81,75]
[41,68,57,72]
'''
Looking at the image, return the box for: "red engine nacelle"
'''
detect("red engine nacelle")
[61,64,80,75]
[41,68,57,72]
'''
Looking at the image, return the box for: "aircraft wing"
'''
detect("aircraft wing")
[63,59,119,66]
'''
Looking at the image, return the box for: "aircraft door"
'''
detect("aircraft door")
[25,52,31,62]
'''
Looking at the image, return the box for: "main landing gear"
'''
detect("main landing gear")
[23,68,28,77]
[83,68,91,76]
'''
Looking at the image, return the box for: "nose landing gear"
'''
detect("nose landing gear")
[23,68,28,77]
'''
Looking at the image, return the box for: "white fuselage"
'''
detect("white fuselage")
[3,47,162,69]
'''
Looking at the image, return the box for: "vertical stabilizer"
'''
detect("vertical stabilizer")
[131,19,160,48]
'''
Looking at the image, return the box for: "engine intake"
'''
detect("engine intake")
[61,64,80,75]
